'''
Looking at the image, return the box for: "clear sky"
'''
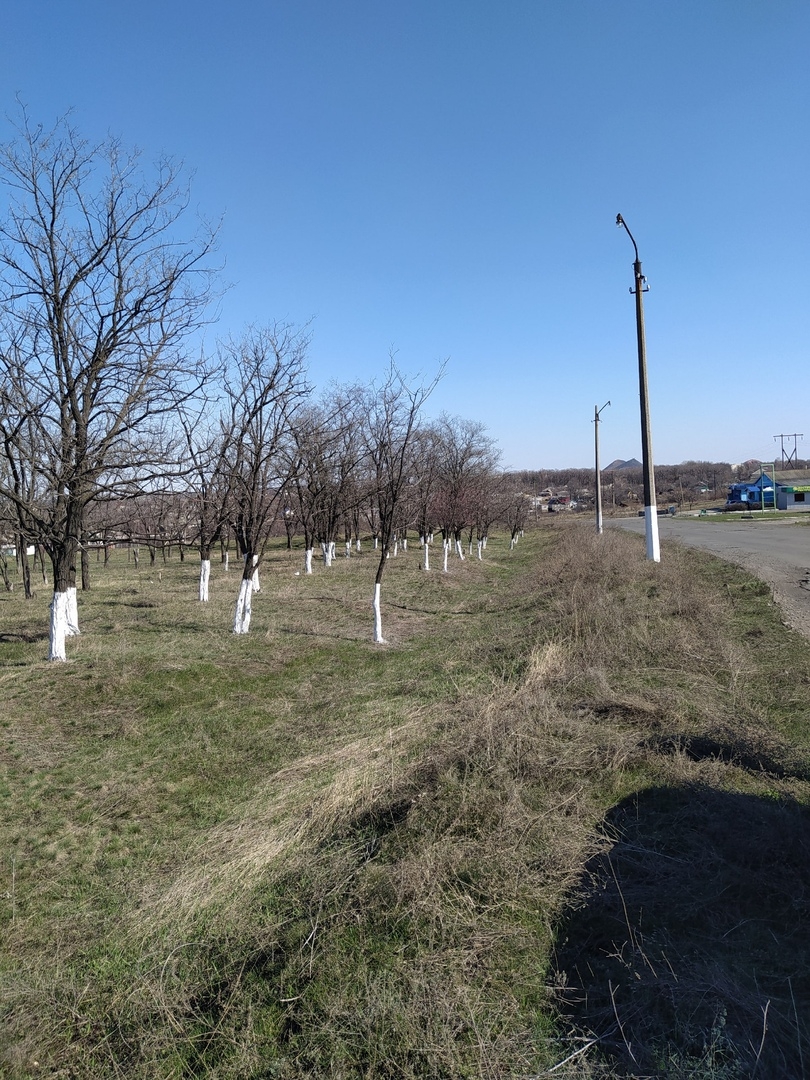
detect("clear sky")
[2,1,808,470]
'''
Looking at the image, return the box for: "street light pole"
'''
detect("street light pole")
[594,400,610,535]
[616,214,660,562]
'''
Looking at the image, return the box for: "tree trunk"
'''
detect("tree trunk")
[81,540,90,591]
[18,537,33,599]
[48,538,79,661]
[233,567,254,634]
[305,548,313,574]
[372,582,385,643]
[199,545,211,602]
[372,548,388,643]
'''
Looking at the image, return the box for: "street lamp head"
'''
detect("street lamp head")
[616,213,624,227]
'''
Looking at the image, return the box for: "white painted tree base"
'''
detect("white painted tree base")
[199,559,211,602]
[49,591,70,661]
[305,548,314,574]
[66,586,80,636]
[372,582,386,643]
[233,578,254,633]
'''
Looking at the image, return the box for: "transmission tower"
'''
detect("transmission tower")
[773,433,804,468]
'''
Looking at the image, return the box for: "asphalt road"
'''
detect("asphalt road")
[613,513,810,637]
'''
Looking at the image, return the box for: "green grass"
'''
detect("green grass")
[2,525,810,1078]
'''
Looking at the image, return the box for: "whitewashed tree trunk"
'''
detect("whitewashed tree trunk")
[482,536,488,549]
[355,538,361,552]
[393,540,398,557]
[49,591,69,661]
[443,540,450,573]
[224,551,230,571]
[468,539,473,556]
[233,578,253,634]
[66,586,80,636]
[322,542,333,568]
[329,540,336,561]
[374,536,378,549]
[305,548,314,574]
[423,542,430,571]
[477,540,483,560]
[402,537,407,551]
[510,536,516,550]
[345,541,351,558]
[199,559,211,601]
[251,555,260,592]
[455,539,465,560]
[372,582,386,643]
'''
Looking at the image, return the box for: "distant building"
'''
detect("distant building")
[775,470,810,510]
[727,473,775,508]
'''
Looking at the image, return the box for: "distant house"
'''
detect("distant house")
[727,473,775,508]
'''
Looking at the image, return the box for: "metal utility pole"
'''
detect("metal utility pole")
[616,214,660,562]
[594,401,610,534]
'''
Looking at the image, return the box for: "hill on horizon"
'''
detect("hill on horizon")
[603,457,642,471]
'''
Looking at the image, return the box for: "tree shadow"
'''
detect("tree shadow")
[0,630,49,644]
[553,785,810,1078]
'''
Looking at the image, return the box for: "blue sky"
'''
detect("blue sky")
[2,1,808,469]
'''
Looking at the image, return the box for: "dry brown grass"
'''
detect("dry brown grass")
[2,522,810,1077]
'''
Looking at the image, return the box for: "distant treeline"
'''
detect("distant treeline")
[508,462,764,506]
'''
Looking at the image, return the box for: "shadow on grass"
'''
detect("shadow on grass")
[554,785,810,1078]
[649,732,810,783]
[0,630,49,643]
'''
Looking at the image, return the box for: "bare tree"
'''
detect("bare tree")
[362,363,442,643]
[220,324,310,634]
[409,426,442,571]
[286,392,364,575]
[0,110,216,659]
[181,400,236,602]
[432,415,500,571]
[499,482,530,548]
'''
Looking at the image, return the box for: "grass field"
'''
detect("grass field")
[1,523,809,1078]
